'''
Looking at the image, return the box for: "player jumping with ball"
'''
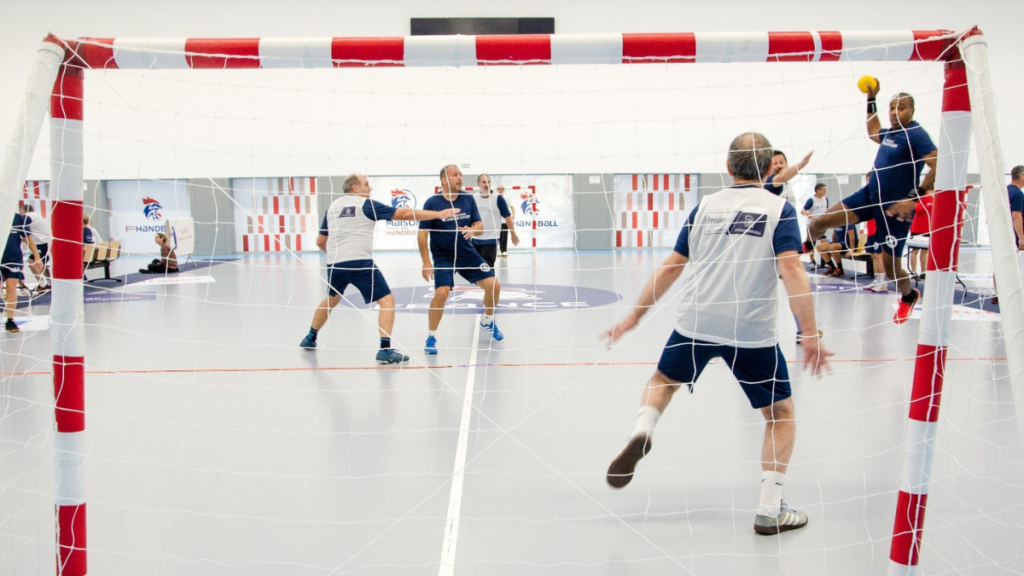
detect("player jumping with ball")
[808,79,937,324]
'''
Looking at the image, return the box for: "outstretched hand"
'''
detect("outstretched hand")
[602,313,639,349]
[796,151,814,171]
[800,335,834,378]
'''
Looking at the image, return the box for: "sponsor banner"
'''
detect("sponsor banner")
[84,293,157,304]
[166,218,195,256]
[107,180,192,255]
[131,276,216,286]
[368,175,575,250]
[336,283,621,314]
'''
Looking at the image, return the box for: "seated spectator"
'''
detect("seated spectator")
[139,233,179,274]
[816,224,857,278]
[83,213,102,245]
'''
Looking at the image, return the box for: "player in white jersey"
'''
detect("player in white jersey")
[603,132,833,536]
[299,173,458,364]
[19,204,51,291]
[801,183,830,267]
[472,174,518,267]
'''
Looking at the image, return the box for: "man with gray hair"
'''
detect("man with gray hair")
[603,132,833,535]
[300,173,458,364]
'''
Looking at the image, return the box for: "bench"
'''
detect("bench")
[84,240,122,283]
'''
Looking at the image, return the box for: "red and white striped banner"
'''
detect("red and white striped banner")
[615,173,697,248]
[239,177,317,253]
[60,31,963,70]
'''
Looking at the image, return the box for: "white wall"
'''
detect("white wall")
[1,0,1018,181]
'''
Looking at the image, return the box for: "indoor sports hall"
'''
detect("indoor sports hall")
[1,3,1023,575]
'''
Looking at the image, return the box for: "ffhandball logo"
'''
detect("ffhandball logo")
[142,197,163,220]
[391,189,416,209]
[520,196,540,216]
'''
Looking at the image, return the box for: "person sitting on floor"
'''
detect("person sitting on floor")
[139,232,179,274]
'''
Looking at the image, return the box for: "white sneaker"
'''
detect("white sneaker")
[871,277,890,292]
[754,501,808,535]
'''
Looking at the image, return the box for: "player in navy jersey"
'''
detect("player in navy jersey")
[992,166,1024,304]
[808,84,937,323]
[418,165,504,354]
[763,149,813,207]
[604,132,833,536]
[1,213,40,333]
[299,173,458,364]
[472,174,518,267]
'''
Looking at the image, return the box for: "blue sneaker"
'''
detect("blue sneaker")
[299,335,317,350]
[481,320,504,341]
[425,335,438,355]
[375,348,409,364]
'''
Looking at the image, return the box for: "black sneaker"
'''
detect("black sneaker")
[5,319,19,333]
[607,434,652,488]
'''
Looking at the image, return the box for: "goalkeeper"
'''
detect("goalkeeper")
[808,83,937,324]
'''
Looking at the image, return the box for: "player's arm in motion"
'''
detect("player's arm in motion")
[603,251,688,346]
[778,250,833,376]
[418,230,433,281]
[392,206,459,222]
[771,151,814,186]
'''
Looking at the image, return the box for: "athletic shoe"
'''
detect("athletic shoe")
[894,288,921,324]
[802,240,814,254]
[500,252,508,257]
[606,434,652,488]
[375,348,409,364]
[992,296,999,305]
[830,269,846,278]
[481,319,504,341]
[4,319,19,333]
[425,335,438,355]
[754,501,808,535]
[299,335,316,350]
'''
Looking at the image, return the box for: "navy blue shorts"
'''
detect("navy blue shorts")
[0,264,24,282]
[656,331,792,409]
[327,261,390,304]
[37,242,49,263]
[842,186,911,257]
[432,253,495,289]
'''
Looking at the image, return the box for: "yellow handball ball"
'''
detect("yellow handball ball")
[857,75,879,94]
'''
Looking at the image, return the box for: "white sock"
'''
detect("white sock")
[631,406,661,439]
[428,330,436,338]
[758,471,785,516]
[482,314,493,325]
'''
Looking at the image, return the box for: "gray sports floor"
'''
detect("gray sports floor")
[1,249,1022,575]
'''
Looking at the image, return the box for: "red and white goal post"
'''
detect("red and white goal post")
[1,29,1021,576]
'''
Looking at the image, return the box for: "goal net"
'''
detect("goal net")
[1,29,1022,576]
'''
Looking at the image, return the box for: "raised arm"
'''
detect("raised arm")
[778,251,833,376]
[771,151,813,186]
[866,82,882,144]
[603,251,687,347]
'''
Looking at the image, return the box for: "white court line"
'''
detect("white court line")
[438,319,481,576]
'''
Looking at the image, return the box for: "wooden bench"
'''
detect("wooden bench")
[84,240,122,283]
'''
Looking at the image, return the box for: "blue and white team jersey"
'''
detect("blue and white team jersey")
[673,185,802,348]
[870,121,936,203]
[418,192,481,262]
[1008,184,1024,245]
[320,195,396,265]
[803,195,828,217]
[832,224,854,249]
[472,192,512,245]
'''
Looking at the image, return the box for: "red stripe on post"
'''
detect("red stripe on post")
[890,491,928,567]
[332,37,404,67]
[51,65,84,121]
[53,355,85,433]
[911,30,954,62]
[79,37,118,69]
[184,38,260,69]
[622,33,696,63]
[909,344,945,422]
[768,32,815,62]
[817,31,842,61]
[50,201,84,280]
[57,503,87,576]
[927,189,963,272]
[477,35,551,65]
[941,62,970,113]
